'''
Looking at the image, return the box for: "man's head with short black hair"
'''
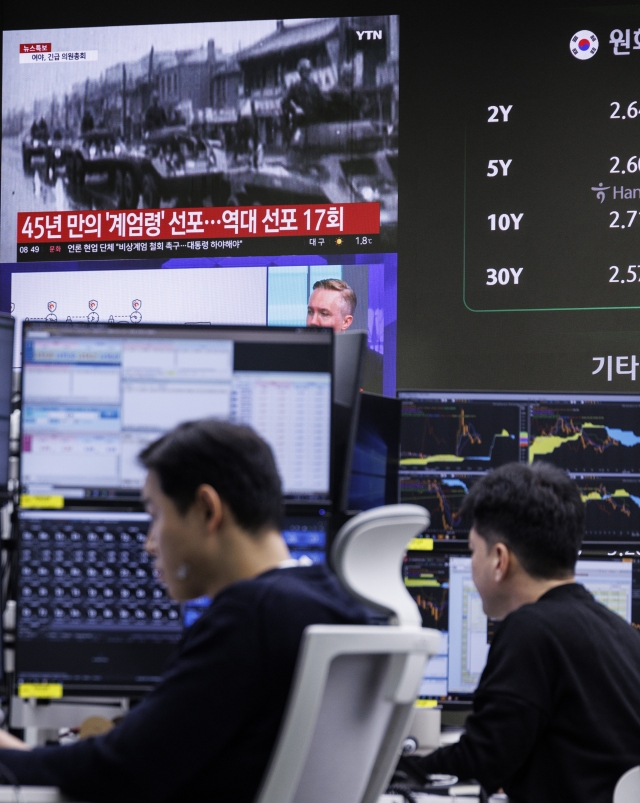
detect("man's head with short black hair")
[462,462,584,580]
[139,419,282,533]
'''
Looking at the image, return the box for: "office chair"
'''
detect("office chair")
[255,504,441,803]
[614,765,640,803]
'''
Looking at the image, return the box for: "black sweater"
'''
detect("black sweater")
[420,583,640,802]
[0,565,368,802]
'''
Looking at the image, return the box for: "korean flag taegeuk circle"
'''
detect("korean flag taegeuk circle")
[570,30,599,60]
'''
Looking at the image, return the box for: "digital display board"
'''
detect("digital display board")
[397,6,640,393]
[462,26,640,315]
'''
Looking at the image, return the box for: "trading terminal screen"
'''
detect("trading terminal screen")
[399,391,640,545]
[16,510,175,692]
[21,322,332,505]
[15,508,329,693]
[405,548,640,705]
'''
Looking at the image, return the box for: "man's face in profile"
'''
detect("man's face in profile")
[306,288,353,332]
[143,469,208,603]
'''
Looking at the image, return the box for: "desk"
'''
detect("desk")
[0,789,70,803]
[381,795,508,802]
[0,792,506,803]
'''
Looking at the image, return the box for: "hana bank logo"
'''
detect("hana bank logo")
[570,30,599,60]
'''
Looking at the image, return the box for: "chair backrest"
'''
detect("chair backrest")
[255,504,439,803]
[332,504,430,626]
[614,766,640,803]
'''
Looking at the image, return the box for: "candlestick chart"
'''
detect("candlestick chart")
[577,478,640,543]
[404,553,449,630]
[400,474,477,541]
[400,401,520,472]
[529,404,640,475]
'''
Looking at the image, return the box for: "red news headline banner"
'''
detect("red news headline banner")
[20,43,52,53]
[17,203,379,244]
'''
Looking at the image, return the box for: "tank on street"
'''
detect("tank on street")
[227,120,398,232]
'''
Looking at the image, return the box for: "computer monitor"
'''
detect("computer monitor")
[398,390,640,545]
[0,314,14,491]
[15,509,178,694]
[347,392,401,512]
[405,544,640,707]
[20,322,333,506]
[15,504,330,696]
[332,331,367,511]
[281,511,328,565]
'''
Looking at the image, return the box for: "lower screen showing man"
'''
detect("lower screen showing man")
[415,462,640,803]
[306,278,382,394]
[0,420,368,803]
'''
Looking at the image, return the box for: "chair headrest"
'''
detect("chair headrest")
[331,505,430,627]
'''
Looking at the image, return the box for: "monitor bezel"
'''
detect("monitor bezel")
[0,313,15,495]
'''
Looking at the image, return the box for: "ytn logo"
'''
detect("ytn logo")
[356,30,382,41]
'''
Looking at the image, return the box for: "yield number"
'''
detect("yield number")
[610,156,640,174]
[609,265,638,283]
[610,101,639,120]
[486,267,523,286]
[610,210,638,228]
[488,213,523,230]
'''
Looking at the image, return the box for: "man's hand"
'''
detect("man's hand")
[0,730,31,751]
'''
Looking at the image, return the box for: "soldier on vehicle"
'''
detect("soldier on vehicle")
[145,92,168,133]
[81,109,95,134]
[282,58,324,126]
[30,117,49,141]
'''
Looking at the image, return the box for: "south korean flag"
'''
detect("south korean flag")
[570,30,599,60]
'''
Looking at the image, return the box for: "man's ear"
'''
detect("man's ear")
[493,541,512,582]
[194,484,224,532]
[341,314,353,330]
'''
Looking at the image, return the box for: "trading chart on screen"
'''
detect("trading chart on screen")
[399,391,640,544]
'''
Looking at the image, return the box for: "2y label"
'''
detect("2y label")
[487,105,513,122]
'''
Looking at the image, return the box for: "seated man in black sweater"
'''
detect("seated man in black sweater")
[0,420,368,802]
[418,462,640,803]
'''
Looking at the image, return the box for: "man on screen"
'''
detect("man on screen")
[0,421,367,802]
[306,278,355,332]
[307,278,382,393]
[416,462,640,803]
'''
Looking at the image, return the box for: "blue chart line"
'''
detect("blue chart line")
[442,479,470,491]
[605,428,640,448]
[401,477,472,532]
